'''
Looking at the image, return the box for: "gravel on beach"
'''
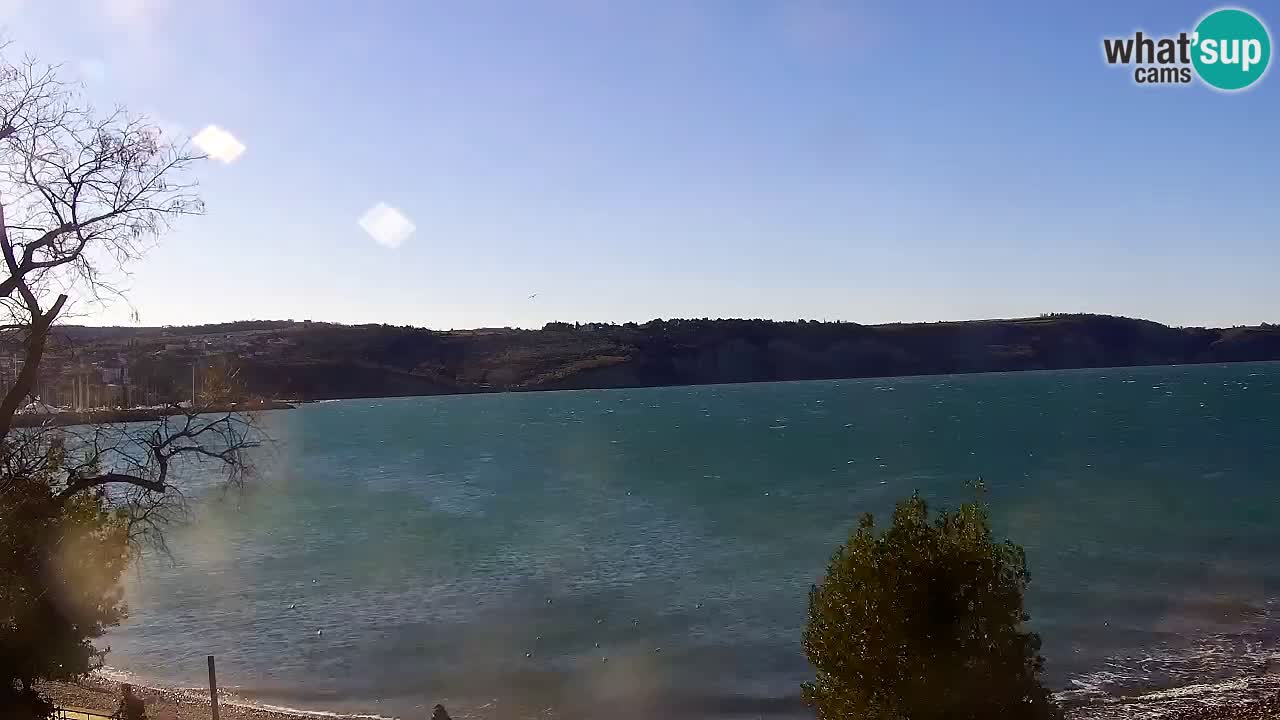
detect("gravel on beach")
[1153,695,1280,720]
[39,678,1280,720]
[40,679,327,720]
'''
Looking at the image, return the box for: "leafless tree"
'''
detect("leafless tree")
[0,49,262,547]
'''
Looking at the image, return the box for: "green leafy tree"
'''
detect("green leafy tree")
[1,442,129,716]
[802,491,1061,720]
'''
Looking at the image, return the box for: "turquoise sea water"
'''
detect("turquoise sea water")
[105,362,1280,719]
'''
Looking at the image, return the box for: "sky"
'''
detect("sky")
[1,0,1276,330]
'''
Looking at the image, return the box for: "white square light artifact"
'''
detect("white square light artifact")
[358,203,415,249]
[192,125,246,164]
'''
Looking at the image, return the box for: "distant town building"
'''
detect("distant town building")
[0,354,22,389]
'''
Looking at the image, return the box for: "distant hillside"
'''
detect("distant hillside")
[32,314,1280,402]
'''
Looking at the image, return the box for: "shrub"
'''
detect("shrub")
[802,492,1061,720]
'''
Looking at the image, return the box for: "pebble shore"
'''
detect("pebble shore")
[41,678,1280,720]
[1154,695,1280,720]
[40,679,324,720]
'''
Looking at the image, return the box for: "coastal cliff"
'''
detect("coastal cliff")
[41,314,1280,402]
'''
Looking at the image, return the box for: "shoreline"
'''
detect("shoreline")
[12,401,296,429]
[40,675,390,720]
[229,359,1280,404]
[39,671,1280,720]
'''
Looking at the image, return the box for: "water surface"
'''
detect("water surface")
[108,362,1280,719]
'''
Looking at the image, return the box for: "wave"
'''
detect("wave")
[1061,674,1280,720]
[1058,610,1280,719]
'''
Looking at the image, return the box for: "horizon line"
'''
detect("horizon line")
[55,312,1278,334]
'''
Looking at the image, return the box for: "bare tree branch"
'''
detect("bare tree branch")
[58,471,165,498]
[0,49,263,555]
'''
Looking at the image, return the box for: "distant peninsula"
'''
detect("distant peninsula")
[24,314,1279,404]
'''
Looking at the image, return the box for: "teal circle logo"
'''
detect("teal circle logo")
[1192,8,1271,90]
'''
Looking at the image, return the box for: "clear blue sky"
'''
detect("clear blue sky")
[4,0,1277,329]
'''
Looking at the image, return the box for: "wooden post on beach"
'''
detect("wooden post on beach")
[207,655,221,720]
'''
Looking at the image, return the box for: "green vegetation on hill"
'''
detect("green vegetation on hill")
[41,314,1280,401]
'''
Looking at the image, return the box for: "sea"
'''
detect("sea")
[101,362,1280,720]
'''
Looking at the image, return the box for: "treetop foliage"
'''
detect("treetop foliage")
[802,492,1061,720]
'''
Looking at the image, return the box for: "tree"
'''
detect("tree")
[0,50,261,716]
[1,442,128,716]
[802,491,1061,720]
